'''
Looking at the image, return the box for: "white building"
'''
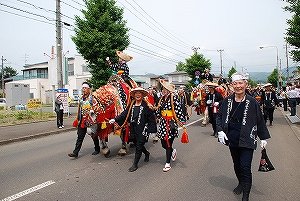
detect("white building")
[12,55,91,104]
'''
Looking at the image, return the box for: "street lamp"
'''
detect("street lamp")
[259,46,281,88]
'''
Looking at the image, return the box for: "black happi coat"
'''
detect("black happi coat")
[216,93,271,150]
[260,91,279,109]
[115,100,157,143]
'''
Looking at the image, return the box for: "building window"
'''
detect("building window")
[173,76,179,82]
[37,69,48,78]
[82,64,89,72]
[68,63,74,76]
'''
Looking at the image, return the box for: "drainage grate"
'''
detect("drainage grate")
[286,114,300,124]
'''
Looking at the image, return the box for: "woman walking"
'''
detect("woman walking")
[109,87,157,172]
[153,79,185,172]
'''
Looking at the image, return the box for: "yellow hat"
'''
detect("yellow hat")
[206,82,219,87]
[158,79,176,93]
[116,50,133,62]
[130,87,148,97]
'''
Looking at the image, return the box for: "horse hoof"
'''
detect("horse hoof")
[102,148,110,158]
[118,148,127,156]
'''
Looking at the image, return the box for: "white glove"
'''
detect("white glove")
[149,133,156,139]
[109,119,115,124]
[207,100,212,104]
[218,131,228,146]
[214,102,219,106]
[260,140,267,148]
[106,57,110,61]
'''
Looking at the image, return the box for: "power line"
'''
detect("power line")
[131,0,193,48]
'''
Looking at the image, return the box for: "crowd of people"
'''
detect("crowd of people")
[64,53,298,201]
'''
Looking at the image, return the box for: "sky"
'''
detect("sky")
[0,0,294,78]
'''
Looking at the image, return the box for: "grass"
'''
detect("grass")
[0,109,56,126]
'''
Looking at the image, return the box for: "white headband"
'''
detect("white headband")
[231,73,249,82]
[82,83,90,88]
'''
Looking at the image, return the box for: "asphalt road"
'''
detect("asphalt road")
[0,109,300,200]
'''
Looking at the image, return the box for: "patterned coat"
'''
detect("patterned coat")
[156,94,185,140]
[115,100,157,143]
[216,93,270,150]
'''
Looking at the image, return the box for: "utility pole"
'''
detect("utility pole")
[285,42,289,83]
[1,56,7,97]
[217,49,224,75]
[56,0,63,89]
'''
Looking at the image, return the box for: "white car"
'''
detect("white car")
[0,98,7,107]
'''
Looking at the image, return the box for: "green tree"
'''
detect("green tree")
[72,0,130,89]
[0,66,18,88]
[267,68,279,87]
[227,66,237,81]
[185,52,211,87]
[175,61,186,72]
[248,78,257,87]
[284,0,300,62]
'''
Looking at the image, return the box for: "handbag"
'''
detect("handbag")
[258,148,275,172]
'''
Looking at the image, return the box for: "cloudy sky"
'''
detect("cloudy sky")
[0,0,294,77]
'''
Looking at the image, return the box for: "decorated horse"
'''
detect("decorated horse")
[89,74,137,157]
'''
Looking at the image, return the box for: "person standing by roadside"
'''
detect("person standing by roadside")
[109,87,157,172]
[260,83,279,127]
[280,86,288,111]
[153,79,185,172]
[216,72,270,201]
[205,82,223,137]
[55,93,64,129]
[286,85,298,116]
[68,82,101,158]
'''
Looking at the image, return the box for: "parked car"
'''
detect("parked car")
[0,98,7,107]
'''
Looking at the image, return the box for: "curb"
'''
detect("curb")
[0,127,76,146]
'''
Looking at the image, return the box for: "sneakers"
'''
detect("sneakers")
[62,125,64,128]
[58,126,62,129]
[163,164,171,172]
[171,148,177,162]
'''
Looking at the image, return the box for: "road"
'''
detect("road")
[0,109,300,201]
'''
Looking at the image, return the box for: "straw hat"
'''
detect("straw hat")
[116,50,133,62]
[158,79,176,93]
[206,82,219,87]
[130,87,148,97]
[263,83,272,87]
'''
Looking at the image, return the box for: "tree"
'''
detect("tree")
[0,66,18,88]
[184,52,211,88]
[175,61,186,72]
[267,68,279,87]
[72,0,130,89]
[227,66,237,81]
[284,0,300,62]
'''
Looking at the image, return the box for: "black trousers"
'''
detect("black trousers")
[229,146,254,184]
[161,137,175,163]
[133,141,148,165]
[263,107,275,123]
[282,99,288,111]
[72,126,100,156]
[56,109,63,127]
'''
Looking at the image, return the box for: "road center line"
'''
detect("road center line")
[178,117,203,130]
[1,180,55,201]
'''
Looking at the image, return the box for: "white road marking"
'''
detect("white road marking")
[178,117,203,130]
[1,180,55,201]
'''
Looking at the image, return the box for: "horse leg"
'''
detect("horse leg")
[118,131,128,156]
[100,138,110,158]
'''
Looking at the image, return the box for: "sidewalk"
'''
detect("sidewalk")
[1,106,300,146]
[0,117,76,145]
